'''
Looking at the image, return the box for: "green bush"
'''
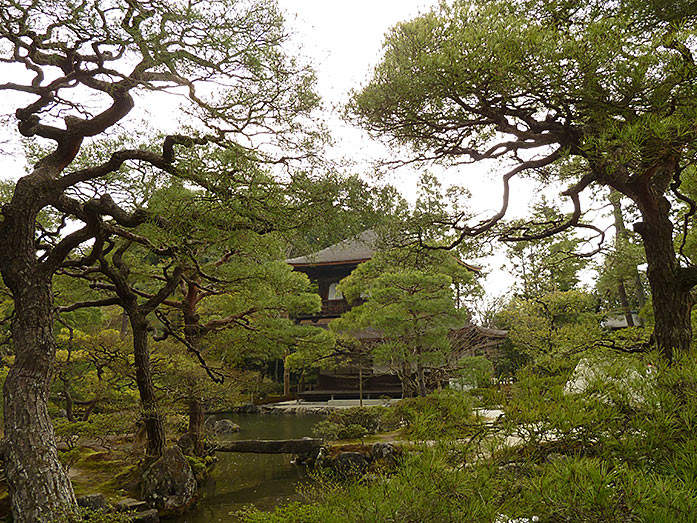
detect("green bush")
[312,406,398,441]
[312,391,477,441]
[258,355,697,522]
[384,389,476,439]
[325,406,386,433]
[520,458,697,523]
[312,420,342,441]
[51,507,134,523]
[453,355,494,389]
[241,448,510,522]
[470,386,506,408]
[340,424,369,440]
[53,412,136,450]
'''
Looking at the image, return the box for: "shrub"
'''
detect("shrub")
[340,424,369,440]
[260,355,697,522]
[325,406,385,433]
[313,406,398,441]
[453,356,494,389]
[52,507,134,523]
[312,391,477,442]
[385,389,476,439]
[313,419,374,441]
[53,412,136,450]
[312,420,342,441]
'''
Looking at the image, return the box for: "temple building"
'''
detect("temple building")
[286,231,506,400]
[286,230,377,324]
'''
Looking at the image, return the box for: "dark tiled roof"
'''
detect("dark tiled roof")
[286,230,377,266]
[286,229,481,272]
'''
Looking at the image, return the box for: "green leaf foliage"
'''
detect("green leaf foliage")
[331,248,473,395]
[249,355,697,522]
[349,0,697,360]
[497,290,602,373]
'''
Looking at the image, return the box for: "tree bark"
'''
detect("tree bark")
[617,281,635,327]
[182,285,207,455]
[2,277,76,521]
[633,187,693,361]
[63,389,75,422]
[188,396,206,456]
[283,349,291,397]
[0,175,78,520]
[130,312,166,459]
[120,311,130,339]
[398,363,414,398]
[610,189,647,314]
[416,356,427,398]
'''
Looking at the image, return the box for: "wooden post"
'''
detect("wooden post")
[283,349,290,398]
[359,365,363,407]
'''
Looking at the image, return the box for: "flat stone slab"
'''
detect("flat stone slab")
[114,498,151,512]
[128,509,159,522]
[213,438,323,454]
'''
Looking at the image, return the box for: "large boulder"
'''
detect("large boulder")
[371,442,401,468]
[331,452,370,477]
[213,419,241,434]
[141,446,197,513]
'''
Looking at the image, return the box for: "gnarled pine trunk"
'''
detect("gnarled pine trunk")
[633,181,693,362]
[3,276,76,521]
[183,283,206,455]
[130,312,166,460]
[0,176,77,521]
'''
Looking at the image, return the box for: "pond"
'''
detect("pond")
[171,413,324,522]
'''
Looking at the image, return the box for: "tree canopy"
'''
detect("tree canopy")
[350,0,697,361]
[331,248,474,397]
[0,0,331,518]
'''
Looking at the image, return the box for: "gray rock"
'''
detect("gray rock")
[371,442,401,467]
[177,433,195,455]
[76,493,107,510]
[213,419,241,434]
[332,452,369,477]
[141,446,197,512]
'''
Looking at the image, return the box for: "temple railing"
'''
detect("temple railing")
[321,299,350,316]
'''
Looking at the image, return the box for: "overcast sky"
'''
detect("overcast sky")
[278,0,548,215]
[276,0,551,298]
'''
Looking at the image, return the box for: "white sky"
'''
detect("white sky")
[277,0,551,297]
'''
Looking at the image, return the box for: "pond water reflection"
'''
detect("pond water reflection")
[172,413,323,523]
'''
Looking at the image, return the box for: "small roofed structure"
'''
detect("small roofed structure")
[286,230,378,267]
[286,230,480,320]
[286,230,378,319]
